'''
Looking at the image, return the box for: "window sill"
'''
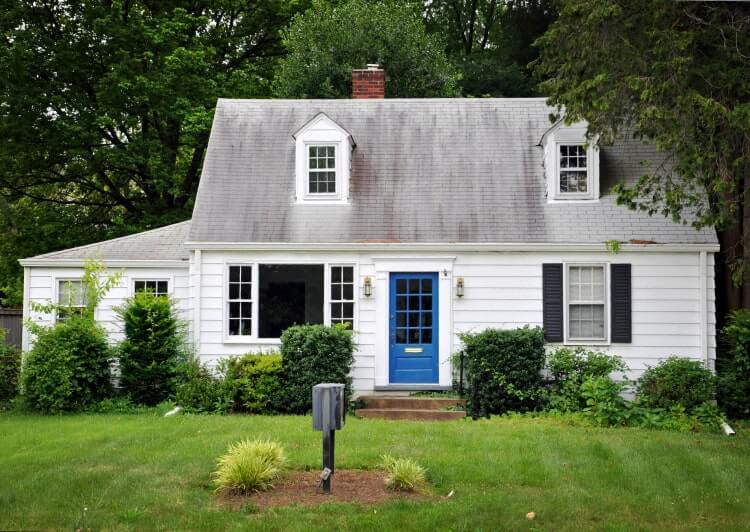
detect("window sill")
[547,197,599,204]
[223,336,282,345]
[563,339,610,346]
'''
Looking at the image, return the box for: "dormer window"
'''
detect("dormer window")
[294,113,354,204]
[559,144,588,194]
[308,145,337,194]
[541,121,599,202]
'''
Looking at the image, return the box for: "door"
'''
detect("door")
[389,272,439,384]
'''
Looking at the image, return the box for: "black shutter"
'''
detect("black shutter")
[542,263,564,342]
[611,263,632,343]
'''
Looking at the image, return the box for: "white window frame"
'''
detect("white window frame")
[306,143,338,197]
[132,278,171,297]
[328,264,357,329]
[223,261,358,344]
[542,122,600,202]
[226,264,255,339]
[557,144,590,197]
[563,263,609,345]
[293,113,353,204]
[54,278,86,323]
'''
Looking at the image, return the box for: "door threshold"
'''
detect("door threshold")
[375,385,453,392]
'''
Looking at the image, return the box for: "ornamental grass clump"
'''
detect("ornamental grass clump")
[381,455,427,492]
[213,439,287,494]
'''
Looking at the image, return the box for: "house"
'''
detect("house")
[20,66,718,393]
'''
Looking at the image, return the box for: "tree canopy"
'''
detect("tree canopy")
[536,0,750,312]
[273,0,461,98]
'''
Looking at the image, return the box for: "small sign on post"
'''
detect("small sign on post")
[312,383,345,494]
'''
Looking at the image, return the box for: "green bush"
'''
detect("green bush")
[717,309,750,418]
[460,326,545,418]
[580,376,631,427]
[279,324,355,414]
[225,354,283,414]
[637,357,715,411]
[116,292,186,405]
[0,329,21,405]
[22,318,113,413]
[213,439,286,493]
[174,356,233,414]
[547,347,628,412]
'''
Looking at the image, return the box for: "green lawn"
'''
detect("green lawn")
[1,413,749,531]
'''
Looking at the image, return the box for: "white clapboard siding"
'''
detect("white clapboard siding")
[26,266,190,346]
[191,249,715,391]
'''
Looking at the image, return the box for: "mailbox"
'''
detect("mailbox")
[312,383,345,431]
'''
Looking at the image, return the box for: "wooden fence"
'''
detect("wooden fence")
[0,309,22,349]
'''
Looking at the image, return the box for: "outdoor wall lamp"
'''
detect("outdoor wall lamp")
[456,277,465,298]
[363,276,373,297]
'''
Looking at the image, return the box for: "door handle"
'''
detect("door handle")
[404,347,423,353]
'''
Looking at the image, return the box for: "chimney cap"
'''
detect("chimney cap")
[366,63,381,70]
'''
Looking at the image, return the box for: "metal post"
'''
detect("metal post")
[459,350,465,396]
[322,429,334,493]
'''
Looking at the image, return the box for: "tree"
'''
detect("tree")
[425,0,558,96]
[536,0,750,319]
[274,0,460,98]
[0,1,307,304]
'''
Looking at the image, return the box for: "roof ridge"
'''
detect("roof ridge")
[26,220,191,261]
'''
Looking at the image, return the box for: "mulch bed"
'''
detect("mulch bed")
[217,470,431,509]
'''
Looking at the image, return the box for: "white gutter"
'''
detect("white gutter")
[193,249,202,348]
[699,251,709,369]
[22,267,30,352]
[18,259,189,268]
[183,241,720,253]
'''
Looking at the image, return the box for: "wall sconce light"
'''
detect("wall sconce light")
[363,276,373,297]
[456,277,465,298]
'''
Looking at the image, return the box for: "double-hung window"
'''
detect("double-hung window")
[308,145,336,194]
[134,279,169,296]
[330,266,354,327]
[567,265,606,341]
[228,265,253,336]
[559,144,588,194]
[57,280,86,322]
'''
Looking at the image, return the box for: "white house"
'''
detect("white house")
[20,67,718,393]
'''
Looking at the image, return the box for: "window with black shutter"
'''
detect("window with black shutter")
[610,264,632,343]
[542,263,564,342]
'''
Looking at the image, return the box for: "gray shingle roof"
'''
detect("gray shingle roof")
[23,221,191,262]
[189,98,716,245]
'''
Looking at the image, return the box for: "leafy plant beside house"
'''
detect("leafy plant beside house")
[116,291,187,405]
[637,357,715,411]
[22,318,113,413]
[546,347,628,412]
[460,326,546,418]
[174,356,233,414]
[279,324,355,414]
[717,309,750,418]
[224,354,283,414]
[0,329,21,407]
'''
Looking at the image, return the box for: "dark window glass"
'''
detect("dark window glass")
[259,264,324,338]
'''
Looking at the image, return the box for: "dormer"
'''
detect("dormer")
[540,120,600,202]
[293,113,354,204]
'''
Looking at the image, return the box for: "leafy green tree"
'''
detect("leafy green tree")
[425,0,557,96]
[0,1,307,305]
[536,0,750,315]
[274,0,460,98]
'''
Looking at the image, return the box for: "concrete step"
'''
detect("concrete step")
[359,395,466,411]
[355,408,466,421]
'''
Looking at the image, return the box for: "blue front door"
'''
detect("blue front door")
[389,272,439,384]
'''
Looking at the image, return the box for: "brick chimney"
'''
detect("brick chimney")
[352,64,385,99]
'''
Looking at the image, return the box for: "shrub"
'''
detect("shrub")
[224,353,283,414]
[0,329,21,405]
[717,309,750,418]
[580,376,631,427]
[22,318,112,413]
[174,356,233,414]
[279,324,355,414]
[381,455,427,492]
[637,357,715,411]
[547,347,628,412]
[213,439,286,493]
[460,326,545,418]
[116,292,186,405]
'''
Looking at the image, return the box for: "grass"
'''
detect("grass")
[1,412,749,531]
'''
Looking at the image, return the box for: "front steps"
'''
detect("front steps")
[355,395,466,421]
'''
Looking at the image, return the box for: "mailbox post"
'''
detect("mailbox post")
[312,383,345,494]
